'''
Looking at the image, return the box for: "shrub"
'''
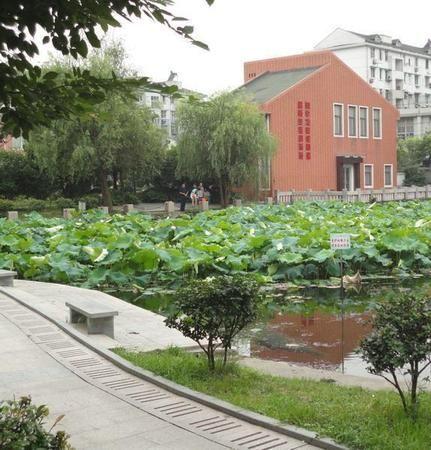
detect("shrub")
[0,396,72,449]
[360,294,431,418]
[139,188,170,203]
[165,275,261,370]
[77,194,101,209]
[111,190,140,205]
[48,197,76,209]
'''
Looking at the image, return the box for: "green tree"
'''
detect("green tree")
[176,92,276,207]
[27,42,167,209]
[360,294,431,419]
[0,0,214,137]
[398,133,431,186]
[0,150,56,198]
[165,275,261,370]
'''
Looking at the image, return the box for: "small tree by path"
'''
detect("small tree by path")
[165,275,261,370]
[359,294,431,419]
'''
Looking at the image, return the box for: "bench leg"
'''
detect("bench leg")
[70,309,83,324]
[87,317,115,339]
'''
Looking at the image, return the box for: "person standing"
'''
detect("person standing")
[179,182,188,212]
[197,182,205,204]
[190,183,198,207]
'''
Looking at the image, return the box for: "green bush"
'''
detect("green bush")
[139,188,170,203]
[165,275,262,370]
[360,294,431,419]
[0,396,73,449]
[111,190,140,205]
[77,194,101,209]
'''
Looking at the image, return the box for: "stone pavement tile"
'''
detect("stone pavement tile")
[59,405,168,435]
[69,418,177,449]
[162,435,228,450]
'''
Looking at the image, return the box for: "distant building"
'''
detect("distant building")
[241,51,399,197]
[315,28,431,138]
[137,71,204,144]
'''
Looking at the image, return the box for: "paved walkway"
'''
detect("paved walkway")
[10,280,196,351]
[0,292,317,450]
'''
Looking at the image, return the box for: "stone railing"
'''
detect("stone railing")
[276,186,431,204]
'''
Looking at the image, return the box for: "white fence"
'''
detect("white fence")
[276,186,431,204]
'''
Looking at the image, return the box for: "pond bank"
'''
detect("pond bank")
[240,358,391,391]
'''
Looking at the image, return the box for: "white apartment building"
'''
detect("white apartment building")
[315,28,431,138]
[137,71,203,144]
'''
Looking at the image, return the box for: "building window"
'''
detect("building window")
[373,107,382,138]
[371,67,376,78]
[371,48,375,58]
[364,164,374,188]
[150,95,159,108]
[384,164,393,187]
[333,103,344,137]
[395,59,403,71]
[348,105,357,137]
[426,59,430,70]
[385,50,388,61]
[259,157,271,190]
[359,106,368,138]
[379,49,383,60]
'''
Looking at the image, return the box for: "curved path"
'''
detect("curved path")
[0,292,318,450]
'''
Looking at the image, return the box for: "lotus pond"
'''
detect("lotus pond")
[117,277,431,376]
[2,201,431,290]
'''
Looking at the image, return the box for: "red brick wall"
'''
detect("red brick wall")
[244,51,399,193]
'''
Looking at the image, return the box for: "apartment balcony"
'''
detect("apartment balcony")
[393,89,405,99]
[399,105,431,118]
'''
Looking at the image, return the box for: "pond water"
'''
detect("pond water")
[115,278,431,377]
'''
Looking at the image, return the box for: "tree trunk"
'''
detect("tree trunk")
[411,363,419,420]
[207,338,215,371]
[112,170,118,190]
[99,170,113,211]
[218,180,230,208]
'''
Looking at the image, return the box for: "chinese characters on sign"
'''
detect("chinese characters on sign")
[330,234,351,250]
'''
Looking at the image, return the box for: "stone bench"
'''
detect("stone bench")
[66,299,118,339]
[0,270,17,287]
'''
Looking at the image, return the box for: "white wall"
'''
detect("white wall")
[331,47,369,81]
[315,28,364,49]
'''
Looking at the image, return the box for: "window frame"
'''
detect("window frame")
[347,105,358,138]
[333,103,344,137]
[384,164,393,188]
[364,164,374,188]
[359,106,369,138]
[372,107,383,139]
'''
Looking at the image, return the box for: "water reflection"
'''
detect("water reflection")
[247,309,372,373]
[114,278,430,377]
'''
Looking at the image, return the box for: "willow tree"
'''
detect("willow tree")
[27,42,167,208]
[176,92,276,207]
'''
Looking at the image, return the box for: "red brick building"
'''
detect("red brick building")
[241,51,399,197]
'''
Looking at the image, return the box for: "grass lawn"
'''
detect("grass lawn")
[113,347,431,450]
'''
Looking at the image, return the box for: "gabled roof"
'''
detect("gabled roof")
[346,30,431,56]
[240,66,321,104]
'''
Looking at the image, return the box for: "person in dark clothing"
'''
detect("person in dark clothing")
[179,183,188,212]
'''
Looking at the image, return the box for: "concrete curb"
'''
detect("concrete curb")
[0,286,348,450]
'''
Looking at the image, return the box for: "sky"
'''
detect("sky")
[41,0,431,95]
